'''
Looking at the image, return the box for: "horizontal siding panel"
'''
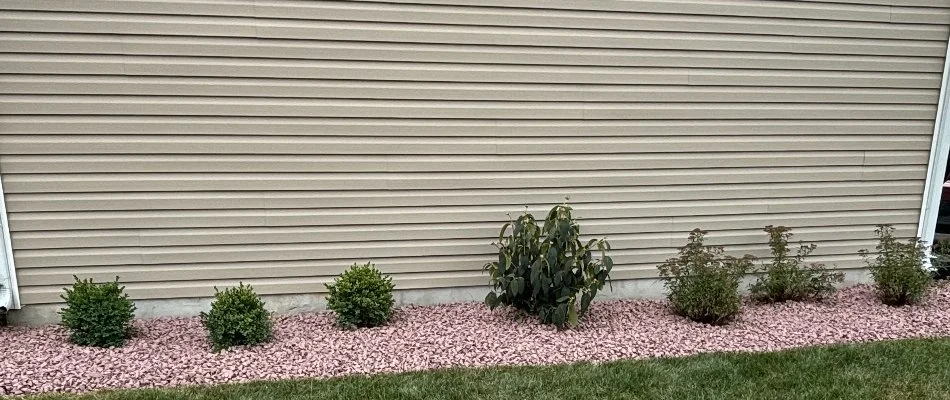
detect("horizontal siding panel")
[0,151,930,174]
[0,55,684,85]
[2,34,941,73]
[271,0,893,23]
[357,1,950,25]
[1,77,940,104]
[5,195,922,231]
[892,5,950,24]
[0,117,935,137]
[28,254,835,288]
[172,5,950,41]
[0,167,928,194]
[13,224,915,276]
[11,232,912,269]
[10,0,936,24]
[3,12,945,57]
[3,2,947,40]
[865,150,933,165]
[0,136,932,155]
[3,181,926,215]
[0,97,937,119]
[794,0,948,6]
[686,69,940,87]
[11,216,922,250]
[0,0,256,15]
[0,153,879,174]
[0,55,941,88]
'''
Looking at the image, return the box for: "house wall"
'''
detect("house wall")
[0,0,948,317]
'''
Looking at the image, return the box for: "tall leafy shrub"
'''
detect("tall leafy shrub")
[749,225,844,302]
[860,225,930,306]
[59,276,136,347]
[658,229,755,325]
[201,283,272,351]
[325,262,395,329]
[484,203,612,328]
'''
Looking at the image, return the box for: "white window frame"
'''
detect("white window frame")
[919,37,950,245]
[0,175,20,309]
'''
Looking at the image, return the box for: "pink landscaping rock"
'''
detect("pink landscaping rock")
[2,283,950,396]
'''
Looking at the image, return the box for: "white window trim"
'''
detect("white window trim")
[919,36,950,245]
[0,175,19,309]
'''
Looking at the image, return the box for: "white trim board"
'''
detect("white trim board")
[919,35,950,245]
[0,174,20,309]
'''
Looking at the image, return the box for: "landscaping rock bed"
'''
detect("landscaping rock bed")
[2,283,950,396]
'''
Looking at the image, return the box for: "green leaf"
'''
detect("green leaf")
[553,303,568,327]
[511,277,525,296]
[540,275,552,296]
[559,287,571,299]
[484,292,498,310]
[546,247,558,270]
[580,292,592,315]
[530,259,542,285]
[500,252,512,275]
[498,222,511,243]
[558,221,570,240]
[553,270,564,285]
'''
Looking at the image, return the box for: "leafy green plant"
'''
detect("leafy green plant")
[484,203,612,328]
[200,283,272,351]
[325,262,395,329]
[749,226,844,303]
[860,225,931,306]
[59,276,136,347]
[658,229,755,325]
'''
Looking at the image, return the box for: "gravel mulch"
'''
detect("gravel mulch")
[2,283,950,396]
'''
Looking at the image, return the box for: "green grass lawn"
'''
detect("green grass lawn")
[33,337,950,400]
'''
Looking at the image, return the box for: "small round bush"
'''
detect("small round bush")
[860,225,931,306]
[325,262,395,329]
[658,229,755,325]
[201,283,272,351]
[59,276,136,348]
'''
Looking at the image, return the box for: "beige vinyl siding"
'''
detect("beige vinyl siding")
[0,0,946,305]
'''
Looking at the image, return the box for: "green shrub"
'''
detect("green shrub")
[658,229,755,325]
[749,225,844,303]
[484,203,612,328]
[59,276,136,347]
[860,225,931,306]
[200,283,272,351]
[325,262,395,329]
